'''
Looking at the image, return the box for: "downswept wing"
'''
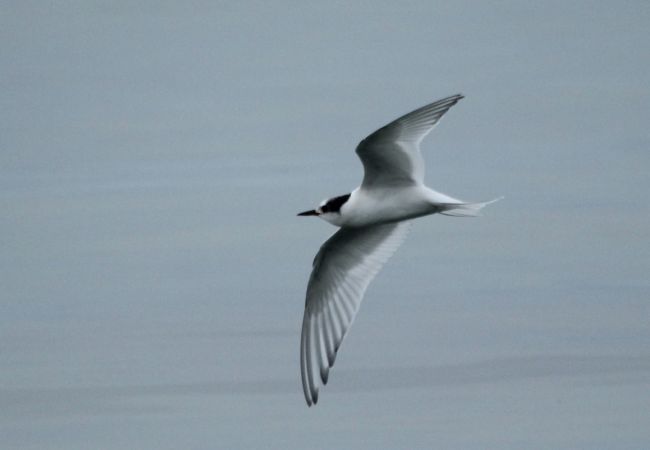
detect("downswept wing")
[356,94,464,188]
[300,221,411,406]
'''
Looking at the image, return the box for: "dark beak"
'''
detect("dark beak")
[297,209,319,217]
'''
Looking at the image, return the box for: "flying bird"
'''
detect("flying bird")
[298,94,500,406]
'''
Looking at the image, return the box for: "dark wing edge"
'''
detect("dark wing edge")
[360,94,464,146]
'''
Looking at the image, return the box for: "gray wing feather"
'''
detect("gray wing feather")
[356,94,464,188]
[300,222,411,406]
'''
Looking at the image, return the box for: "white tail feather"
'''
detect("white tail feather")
[439,196,504,217]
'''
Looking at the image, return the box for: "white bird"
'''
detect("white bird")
[297,94,501,406]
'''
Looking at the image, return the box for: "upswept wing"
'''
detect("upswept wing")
[300,221,411,406]
[356,94,463,188]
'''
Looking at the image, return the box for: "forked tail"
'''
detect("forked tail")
[439,196,504,217]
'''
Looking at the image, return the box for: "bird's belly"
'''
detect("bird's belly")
[342,189,437,227]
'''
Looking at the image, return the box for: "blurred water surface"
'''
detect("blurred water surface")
[2,2,649,449]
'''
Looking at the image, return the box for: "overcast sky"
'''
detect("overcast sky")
[2,2,649,449]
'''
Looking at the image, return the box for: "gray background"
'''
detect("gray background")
[2,1,649,449]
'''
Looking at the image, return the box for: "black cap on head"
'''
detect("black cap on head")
[298,193,350,217]
[320,193,351,213]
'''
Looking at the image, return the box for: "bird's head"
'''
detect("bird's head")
[298,193,351,226]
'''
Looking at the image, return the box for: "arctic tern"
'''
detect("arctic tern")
[298,94,500,406]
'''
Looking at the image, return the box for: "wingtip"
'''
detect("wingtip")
[321,368,330,385]
[437,93,464,107]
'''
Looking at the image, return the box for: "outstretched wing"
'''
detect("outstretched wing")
[356,94,464,188]
[300,221,411,406]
